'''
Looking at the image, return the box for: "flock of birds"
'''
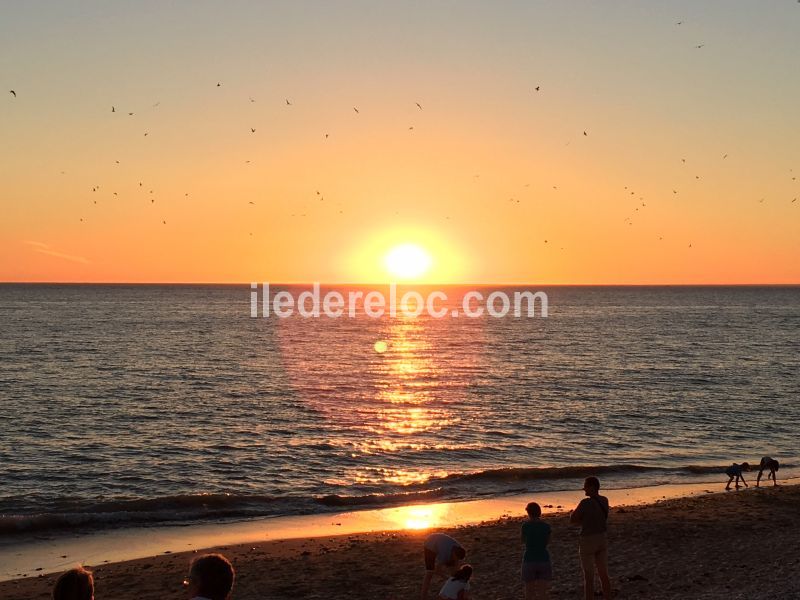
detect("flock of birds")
[6,20,798,254]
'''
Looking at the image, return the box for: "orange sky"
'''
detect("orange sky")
[1,2,798,284]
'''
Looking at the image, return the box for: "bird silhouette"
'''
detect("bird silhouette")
[216,82,221,87]
[111,106,115,112]
[583,131,588,136]
[9,90,16,97]
[353,107,359,114]
[416,102,423,109]
[535,86,540,91]
[286,99,292,106]
[695,44,705,49]
[250,128,256,133]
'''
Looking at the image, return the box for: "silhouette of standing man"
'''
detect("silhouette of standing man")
[570,477,611,600]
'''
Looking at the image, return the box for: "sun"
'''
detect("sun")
[384,243,433,280]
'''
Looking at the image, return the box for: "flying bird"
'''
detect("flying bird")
[676,21,683,25]
[583,131,588,136]
[216,82,221,87]
[416,102,422,109]
[534,86,540,92]
[111,106,115,112]
[353,107,359,114]
[250,128,256,133]
[286,99,292,106]
[695,44,705,49]
[9,90,16,97]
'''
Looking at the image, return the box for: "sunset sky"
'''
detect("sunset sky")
[1,1,798,284]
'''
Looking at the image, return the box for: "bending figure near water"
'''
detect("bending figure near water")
[725,462,750,490]
[421,532,466,599]
[756,456,780,487]
[570,477,612,600]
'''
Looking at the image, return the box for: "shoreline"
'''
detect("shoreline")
[3,476,796,583]
[1,482,798,599]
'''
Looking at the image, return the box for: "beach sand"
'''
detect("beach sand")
[2,484,798,600]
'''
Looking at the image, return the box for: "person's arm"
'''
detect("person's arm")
[569,503,583,525]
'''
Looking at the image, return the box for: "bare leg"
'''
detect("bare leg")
[582,567,594,600]
[421,571,433,600]
[725,475,734,490]
[525,581,536,600]
[533,580,550,600]
[597,564,612,599]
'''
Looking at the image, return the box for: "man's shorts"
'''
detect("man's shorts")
[578,532,608,571]
[521,561,553,582]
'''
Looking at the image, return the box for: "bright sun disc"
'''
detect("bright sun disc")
[384,244,432,280]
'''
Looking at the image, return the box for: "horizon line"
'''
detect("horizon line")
[1,281,799,287]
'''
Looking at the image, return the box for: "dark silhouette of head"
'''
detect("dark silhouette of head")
[452,564,473,582]
[584,476,600,496]
[741,462,750,471]
[52,566,94,600]
[186,554,235,600]
[526,501,542,518]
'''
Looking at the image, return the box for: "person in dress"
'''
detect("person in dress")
[521,501,552,599]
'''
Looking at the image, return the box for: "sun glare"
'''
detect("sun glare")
[384,244,432,280]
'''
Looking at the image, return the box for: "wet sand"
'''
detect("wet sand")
[2,484,798,599]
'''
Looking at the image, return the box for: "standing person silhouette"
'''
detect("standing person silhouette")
[570,477,611,600]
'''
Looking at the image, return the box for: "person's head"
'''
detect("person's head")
[452,564,473,582]
[184,553,235,600]
[52,566,94,600]
[525,502,541,519]
[444,544,466,568]
[741,462,750,471]
[583,476,600,496]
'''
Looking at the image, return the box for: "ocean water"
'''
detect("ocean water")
[1,284,798,535]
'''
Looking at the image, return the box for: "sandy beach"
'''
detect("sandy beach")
[2,483,798,600]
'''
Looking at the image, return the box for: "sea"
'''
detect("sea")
[1,284,798,536]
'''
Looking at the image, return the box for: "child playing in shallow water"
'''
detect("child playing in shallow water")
[439,565,472,600]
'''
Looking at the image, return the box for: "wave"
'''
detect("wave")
[2,462,789,536]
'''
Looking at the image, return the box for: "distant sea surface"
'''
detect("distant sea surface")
[1,285,798,536]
